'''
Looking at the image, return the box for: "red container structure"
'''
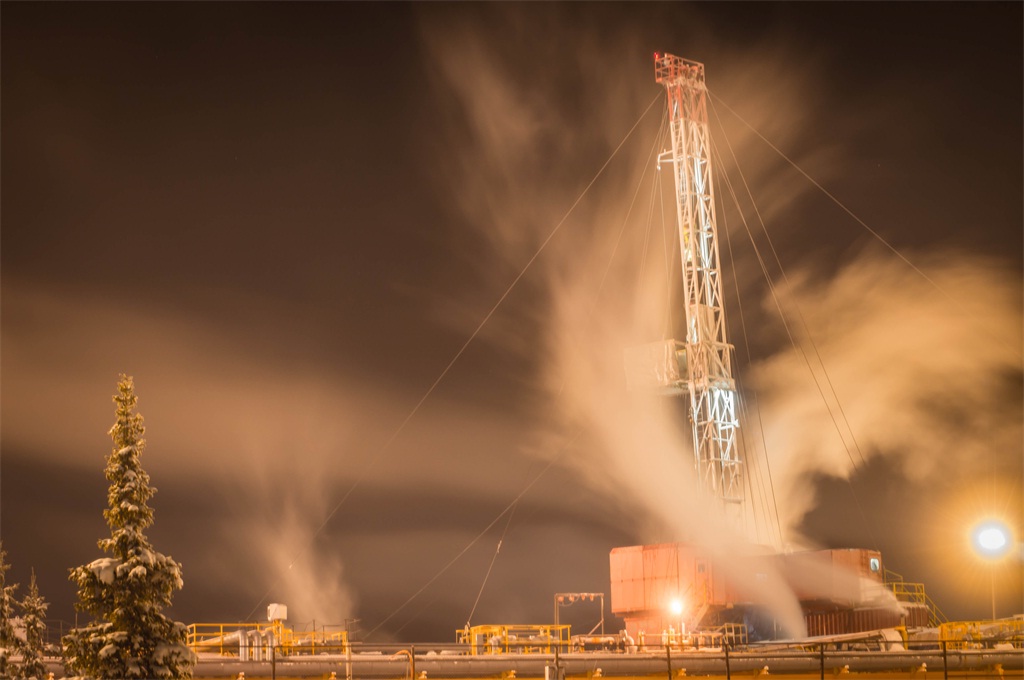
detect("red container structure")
[779,548,886,607]
[610,543,770,638]
[611,543,902,640]
[804,604,929,637]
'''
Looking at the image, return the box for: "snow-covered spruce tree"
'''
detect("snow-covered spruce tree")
[1,543,22,678]
[63,375,194,679]
[15,569,48,680]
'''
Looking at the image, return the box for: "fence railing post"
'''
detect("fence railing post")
[942,639,948,680]
[665,643,672,680]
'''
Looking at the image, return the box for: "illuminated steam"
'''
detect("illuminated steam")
[749,250,1023,538]
[421,12,818,634]
[242,497,358,628]
[421,8,1022,634]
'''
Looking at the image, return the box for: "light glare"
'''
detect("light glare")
[978,528,1006,551]
[972,520,1012,558]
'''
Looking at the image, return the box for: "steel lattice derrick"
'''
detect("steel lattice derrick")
[655,53,744,514]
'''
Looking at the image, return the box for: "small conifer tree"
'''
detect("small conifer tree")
[15,569,49,680]
[0,543,22,678]
[63,375,194,679]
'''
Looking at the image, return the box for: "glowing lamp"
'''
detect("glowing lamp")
[669,598,683,616]
[971,519,1013,620]
[972,520,1011,559]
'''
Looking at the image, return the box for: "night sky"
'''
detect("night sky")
[2,3,1022,642]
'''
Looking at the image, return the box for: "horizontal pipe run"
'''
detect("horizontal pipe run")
[38,647,1023,678]
[179,649,1024,678]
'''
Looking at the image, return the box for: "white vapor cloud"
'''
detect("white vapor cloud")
[750,250,1023,537]
[420,6,1023,634]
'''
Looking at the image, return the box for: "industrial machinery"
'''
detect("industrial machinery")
[163,53,1018,679]
[612,53,942,641]
[623,53,743,517]
[615,52,753,638]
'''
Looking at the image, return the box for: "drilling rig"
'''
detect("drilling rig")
[614,51,752,640]
[654,54,744,516]
[623,55,743,519]
[611,54,905,643]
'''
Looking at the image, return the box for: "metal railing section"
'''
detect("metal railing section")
[456,624,572,655]
[940,619,1024,650]
[186,621,349,657]
[884,568,949,626]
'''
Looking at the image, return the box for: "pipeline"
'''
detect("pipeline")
[179,648,1023,678]
[36,647,1023,679]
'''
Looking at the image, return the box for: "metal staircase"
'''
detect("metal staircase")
[884,568,948,627]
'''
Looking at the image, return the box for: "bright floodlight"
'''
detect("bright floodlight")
[978,528,1007,551]
[972,520,1011,559]
[669,598,683,616]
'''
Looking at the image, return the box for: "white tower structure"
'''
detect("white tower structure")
[623,54,744,518]
[656,53,743,513]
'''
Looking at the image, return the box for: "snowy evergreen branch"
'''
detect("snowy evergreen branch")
[63,375,195,679]
[15,569,49,680]
[1,543,22,678]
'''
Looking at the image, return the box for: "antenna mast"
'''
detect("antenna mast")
[655,53,744,516]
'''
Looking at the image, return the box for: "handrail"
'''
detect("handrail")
[456,624,572,655]
[939,619,1024,650]
[186,621,349,656]
[883,568,948,626]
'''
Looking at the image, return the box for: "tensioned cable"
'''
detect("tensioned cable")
[383,118,666,638]
[389,131,663,630]
[634,112,669,295]
[642,117,676,341]
[708,90,955,301]
[712,94,1023,547]
[389,495,522,636]
[364,428,583,639]
[714,164,784,547]
[242,91,659,626]
[636,191,655,292]
[597,105,667,301]
[465,499,518,627]
[353,93,663,635]
[714,90,1024,367]
[721,211,778,545]
[657,143,676,341]
[712,135,782,544]
[709,116,878,549]
[712,140,877,546]
[638,125,672,296]
[448,104,666,630]
[387,106,667,636]
[708,99,868,470]
[711,140,865,475]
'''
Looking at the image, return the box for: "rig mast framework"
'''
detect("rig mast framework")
[648,53,744,516]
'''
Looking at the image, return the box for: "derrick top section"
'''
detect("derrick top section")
[654,53,706,87]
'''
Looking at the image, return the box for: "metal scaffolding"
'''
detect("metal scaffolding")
[655,53,743,515]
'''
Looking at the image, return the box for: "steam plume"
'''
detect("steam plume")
[421,8,1022,633]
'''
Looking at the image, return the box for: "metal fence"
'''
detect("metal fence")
[28,633,1024,678]
[173,640,1023,679]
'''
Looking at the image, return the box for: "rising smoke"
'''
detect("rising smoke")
[240,494,359,630]
[749,250,1023,537]
[420,6,1022,633]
